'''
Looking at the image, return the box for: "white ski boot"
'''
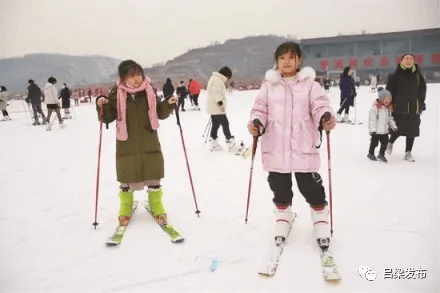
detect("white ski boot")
[311,205,331,250]
[404,151,415,162]
[274,205,294,242]
[343,113,351,124]
[209,138,223,151]
[225,137,237,152]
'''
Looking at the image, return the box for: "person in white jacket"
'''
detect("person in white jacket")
[44,77,63,127]
[205,66,234,151]
[367,87,397,162]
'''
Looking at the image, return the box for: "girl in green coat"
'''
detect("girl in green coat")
[97,60,177,226]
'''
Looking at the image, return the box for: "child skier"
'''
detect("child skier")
[367,87,397,163]
[248,42,336,250]
[96,60,177,226]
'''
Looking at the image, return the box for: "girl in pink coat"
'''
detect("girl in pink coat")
[248,42,336,250]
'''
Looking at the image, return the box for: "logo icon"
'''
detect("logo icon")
[359,266,377,281]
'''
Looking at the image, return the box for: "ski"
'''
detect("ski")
[143,201,184,243]
[320,248,341,282]
[258,213,296,277]
[234,142,251,159]
[105,201,139,246]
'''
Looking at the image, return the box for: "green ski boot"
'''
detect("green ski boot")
[119,190,134,226]
[148,187,167,225]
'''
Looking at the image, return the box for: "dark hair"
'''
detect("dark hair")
[0,86,6,92]
[28,79,34,84]
[48,77,57,84]
[342,67,351,77]
[274,42,302,66]
[166,77,172,83]
[400,53,414,61]
[218,66,232,79]
[118,60,144,82]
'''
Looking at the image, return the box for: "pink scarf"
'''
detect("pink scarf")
[116,76,159,141]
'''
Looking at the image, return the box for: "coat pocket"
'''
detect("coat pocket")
[299,119,319,154]
[261,119,275,154]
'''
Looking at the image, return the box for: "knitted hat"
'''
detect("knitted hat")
[377,87,391,102]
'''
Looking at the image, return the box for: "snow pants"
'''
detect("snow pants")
[210,114,232,141]
[268,172,327,207]
[369,134,389,155]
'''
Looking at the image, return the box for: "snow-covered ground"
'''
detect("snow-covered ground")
[1,84,439,293]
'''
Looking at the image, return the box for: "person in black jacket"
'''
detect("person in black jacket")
[59,83,72,119]
[25,79,46,125]
[385,53,427,162]
[162,78,174,99]
[336,66,356,123]
[176,81,187,111]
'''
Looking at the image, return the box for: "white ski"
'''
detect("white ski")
[258,213,296,276]
[320,249,341,282]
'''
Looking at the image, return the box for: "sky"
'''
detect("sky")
[0,0,439,67]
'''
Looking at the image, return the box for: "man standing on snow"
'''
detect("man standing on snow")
[25,79,46,125]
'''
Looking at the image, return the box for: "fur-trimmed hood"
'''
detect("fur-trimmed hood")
[264,67,316,84]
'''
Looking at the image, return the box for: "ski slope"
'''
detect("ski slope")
[0,84,439,293]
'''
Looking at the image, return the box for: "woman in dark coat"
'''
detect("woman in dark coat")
[336,66,356,123]
[59,83,72,119]
[386,53,427,162]
[96,60,177,227]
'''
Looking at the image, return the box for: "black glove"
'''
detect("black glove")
[420,102,426,112]
[319,112,332,131]
[253,119,265,135]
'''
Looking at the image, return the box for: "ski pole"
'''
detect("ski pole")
[92,107,105,229]
[175,105,201,217]
[245,119,265,224]
[204,120,212,144]
[326,131,334,237]
[245,135,259,224]
[202,117,212,143]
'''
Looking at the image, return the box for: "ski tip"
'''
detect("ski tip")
[171,237,185,243]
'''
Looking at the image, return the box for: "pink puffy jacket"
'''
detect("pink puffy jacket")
[248,67,333,173]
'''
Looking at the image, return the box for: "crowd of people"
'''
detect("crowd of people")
[1,45,427,253]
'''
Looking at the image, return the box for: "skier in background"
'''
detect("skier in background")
[370,75,377,92]
[88,87,92,103]
[25,79,46,125]
[206,66,235,151]
[0,86,11,121]
[188,79,201,110]
[176,81,187,111]
[44,77,63,128]
[162,78,174,100]
[72,89,80,106]
[59,83,72,119]
[336,66,356,123]
[248,42,336,250]
[96,60,178,227]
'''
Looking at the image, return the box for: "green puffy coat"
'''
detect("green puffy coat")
[97,85,174,183]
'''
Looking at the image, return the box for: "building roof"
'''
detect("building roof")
[301,28,440,45]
